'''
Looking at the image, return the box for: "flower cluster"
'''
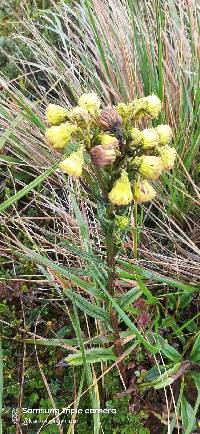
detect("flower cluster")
[44,93,176,205]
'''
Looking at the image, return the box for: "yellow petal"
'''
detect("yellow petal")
[133,178,156,203]
[157,145,176,170]
[59,146,84,177]
[45,104,69,126]
[141,128,159,149]
[45,123,77,149]
[134,156,163,180]
[108,170,133,206]
[156,124,173,145]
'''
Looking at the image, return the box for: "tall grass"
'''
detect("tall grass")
[1,0,199,210]
[0,0,200,433]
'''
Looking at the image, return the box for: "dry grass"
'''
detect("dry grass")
[0,1,199,432]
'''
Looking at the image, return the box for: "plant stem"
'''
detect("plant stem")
[107,207,128,387]
[95,167,107,201]
[133,201,138,259]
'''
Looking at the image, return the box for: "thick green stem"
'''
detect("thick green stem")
[133,201,138,259]
[107,208,128,387]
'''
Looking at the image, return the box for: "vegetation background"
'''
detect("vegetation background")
[0,0,199,433]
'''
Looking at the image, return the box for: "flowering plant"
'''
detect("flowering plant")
[44,92,176,384]
[45,92,176,206]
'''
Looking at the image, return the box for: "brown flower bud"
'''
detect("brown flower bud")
[98,106,122,132]
[90,142,119,167]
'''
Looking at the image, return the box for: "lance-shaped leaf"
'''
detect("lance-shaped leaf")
[63,288,110,324]
[59,347,117,366]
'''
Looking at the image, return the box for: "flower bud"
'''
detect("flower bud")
[45,122,78,149]
[115,215,130,229]
[108,170,133,206]
[129,128,142,147]
[59,146,84,177]
[133,178,156,203]
[157,145,176,170]
[45,104,70,126]
[144,95,162,118]
[133,156,163,180]
[99,133,119,148]
[78,92,100,116]
[90,143,119,167]
[141,128,159,149]
[98,106,122,131]
[70,106,90,127]
[156,124,173,145]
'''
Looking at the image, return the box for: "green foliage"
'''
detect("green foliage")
[0,1,199,434]
[101,399,149,434]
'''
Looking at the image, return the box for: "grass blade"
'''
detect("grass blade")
[0,164,58,214]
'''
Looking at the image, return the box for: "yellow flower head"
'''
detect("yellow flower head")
[45,123,77,150]
[108,170,133,206]
[59,145,84,177]
[144,95,162,118]
[141,128,159,149]
[134,155,163,180]
[133,178,156,203]
[45,104,70,126]
[78,92,100,116]
[99,133,119,148]
[157,145,176,171]
[129,127,142,147]
[116,103,133,122]
[156,124,173,145]
[71,106,90,127]
[129,99,146,120]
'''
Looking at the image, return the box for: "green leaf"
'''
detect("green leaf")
[70,301,100,433]
[70,192,90,250]
[172,312,200,337]
[190,333,200,362]
[135,275,157,305]
[144,366,166,382]
[118,287,142,308]
[24,334,119,348]
[99,285,160,354]
[116,260,198,293]
[63,288,110,324]
[181,395,197,432]
[192,372,200,392]
[169,378,184,433]
[19,248,103,300]
[62,347,117,366]
[141,363,181,390]
[0,155,24,164]
[25,338,78,348]
[158,336,182,362]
